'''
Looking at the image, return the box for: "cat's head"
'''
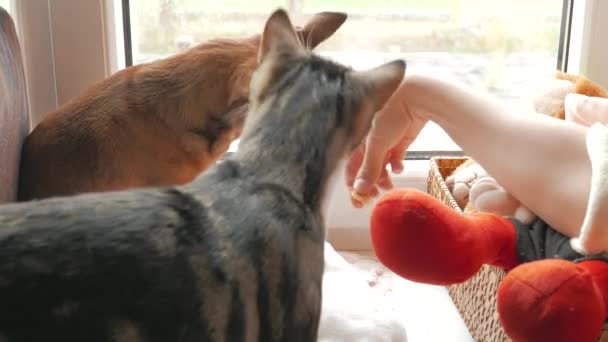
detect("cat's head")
[227,11,347,106]
[243,9,405,164]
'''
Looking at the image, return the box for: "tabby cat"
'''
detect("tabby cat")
[0,9,405,342]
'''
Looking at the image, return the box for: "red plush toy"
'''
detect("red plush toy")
[370,189,608,342]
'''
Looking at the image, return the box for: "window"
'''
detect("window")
[124,0,567,155]
[0,0,10,13]
[9,0,605,245]
[11,0,583,167]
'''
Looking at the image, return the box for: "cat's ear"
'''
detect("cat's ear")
[351,60,406,112]
[258,9,304,63]
[296,12,347,50]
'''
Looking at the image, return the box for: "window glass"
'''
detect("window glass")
[128,0,564,152]
[0,0,10,13]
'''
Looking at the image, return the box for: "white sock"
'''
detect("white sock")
[571,123,608,255]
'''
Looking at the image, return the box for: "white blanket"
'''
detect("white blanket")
[318,242,408,342]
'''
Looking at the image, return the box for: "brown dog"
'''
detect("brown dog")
[18,12,346,201]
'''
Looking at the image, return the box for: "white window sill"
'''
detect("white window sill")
[325,159,431,252]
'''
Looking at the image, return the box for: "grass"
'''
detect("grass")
[134,0,282,13]
[132,0,563,57]
[135,0,562,15]
[303,0,561,14]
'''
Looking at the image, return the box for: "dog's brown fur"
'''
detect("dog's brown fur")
[18,12,346,201]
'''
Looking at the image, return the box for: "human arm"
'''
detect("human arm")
[349,74,591,238]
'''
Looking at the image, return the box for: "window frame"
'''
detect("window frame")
[14,0,120,126]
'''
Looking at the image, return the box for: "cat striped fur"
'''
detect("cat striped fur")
[0,9,405,342]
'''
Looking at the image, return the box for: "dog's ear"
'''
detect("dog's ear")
[295,12,347,50]
[258,9,304,63]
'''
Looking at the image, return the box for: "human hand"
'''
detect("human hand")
[345,83,428,207]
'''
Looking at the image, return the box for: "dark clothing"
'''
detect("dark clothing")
[512,217,608,264]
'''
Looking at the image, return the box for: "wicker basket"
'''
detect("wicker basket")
[427,157,608,342]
